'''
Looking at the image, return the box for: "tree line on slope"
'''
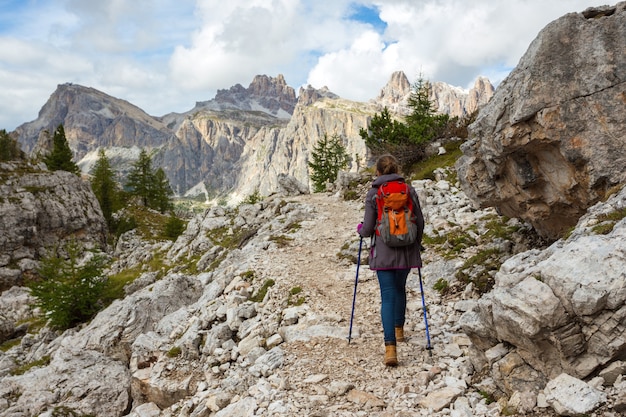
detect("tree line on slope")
[308,75,474,191]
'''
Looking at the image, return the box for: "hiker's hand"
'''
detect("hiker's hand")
[356,223,363,234]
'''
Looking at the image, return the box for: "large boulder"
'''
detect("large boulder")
[459,185,626,396]
[456,2,626,240]
[0,161,107,291]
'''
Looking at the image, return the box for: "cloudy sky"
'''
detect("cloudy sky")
[0,0,609,131]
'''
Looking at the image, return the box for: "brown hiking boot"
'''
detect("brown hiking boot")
[384,343,398,367]
[395,326,405,342]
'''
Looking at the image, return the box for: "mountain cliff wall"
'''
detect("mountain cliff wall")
[13,73,493,203]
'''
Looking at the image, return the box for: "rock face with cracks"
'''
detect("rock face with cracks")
[456,2,626,240]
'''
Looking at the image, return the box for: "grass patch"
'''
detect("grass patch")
[250,279,275,303]
[288,286,306,306]
[167,346,182,357]
[433,278,449,295]
[410,140,464,180]
[105,251,167,300]
[455,248,502,293]
[208,225,255,249]
[591,207,626,235]
[241,270,255,281]
[11,355,51,375]
[269,234,293,248]
[423,229,477,259]
[0,338,21,352]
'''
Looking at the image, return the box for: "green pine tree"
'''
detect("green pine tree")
[405,76,449,144]
[359,107,409,150]
[43,124,80,174]
[150,167,173,214]
[90,148,121,229]
[0,129,23,161]
[359,75,449,173]
[126,149,153,207]
[308,134,351,193]
[28,240,108,330]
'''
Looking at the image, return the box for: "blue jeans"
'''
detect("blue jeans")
[376,269,409,343]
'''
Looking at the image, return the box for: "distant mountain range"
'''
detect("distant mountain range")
[13,72,494,202]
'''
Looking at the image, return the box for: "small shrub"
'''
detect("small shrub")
[250,279,275,302]
[163,215,187,240]
[269,234,293,247]
[242,270,255,281]
[241,190,262,205]
[167,346,182,357]
[0,338,21,352]
[433,278,449,295]
[27,241,109,330]
[288,286,305,306]
[290,286,302,295]
[478,390,495,405]
[11,355,51,376]
[455,248,502,293]
[591,207,626,235]
[113,215,138,237]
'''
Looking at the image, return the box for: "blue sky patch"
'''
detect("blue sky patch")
[348,4,386,33]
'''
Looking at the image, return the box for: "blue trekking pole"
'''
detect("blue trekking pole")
[347,236,363,344]
[418,267,433,356]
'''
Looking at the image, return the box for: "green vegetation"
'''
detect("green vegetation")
[478,390,495,405]
[167,346,182,357]
[433,278,450,295]
[455,248,502,293]
[125,149,173,213]
[411,140,464,180]
[360,75,451,172]
[90,149,122,230]
[250,279,275,302]
[269,234,293,247]
[0,338,21,352]
[10,355,51,376]
[422,228,477,259]
[591,207,626,235]
[288,286,305,306]
[208,225,256,249]
[241,270,255,281]
[308,133,351,192]
[163,215,187,241]
[0,129,23,161]
[50,406,95,417]
[241,190,262,205]
[27,240,109,330]
[42,125,80,175]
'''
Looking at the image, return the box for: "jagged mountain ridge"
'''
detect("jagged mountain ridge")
[14,72,493,201]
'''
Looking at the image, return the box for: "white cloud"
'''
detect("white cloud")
[0,0,613,130]
[306,0,611,98]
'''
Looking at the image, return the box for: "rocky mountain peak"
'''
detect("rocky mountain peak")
[376,70,411,103]
[204,74,297,118]
[371,70,494,118]
[296,84,340,106]
[14,83,172,161]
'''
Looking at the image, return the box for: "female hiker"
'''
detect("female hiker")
[357,154,425,366]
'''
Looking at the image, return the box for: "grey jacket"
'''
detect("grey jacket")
[358,173,425,270]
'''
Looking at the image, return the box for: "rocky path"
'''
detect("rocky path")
[250,192,488,416]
